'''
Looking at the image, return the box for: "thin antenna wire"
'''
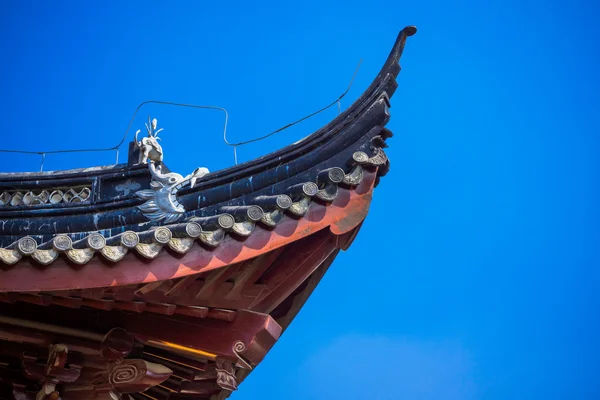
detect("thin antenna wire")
[0,102,229,170]
[0,102,227,157]
[223,59,362,148]
[0,60,362,168]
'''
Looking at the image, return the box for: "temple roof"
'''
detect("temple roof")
[0,26,416,400]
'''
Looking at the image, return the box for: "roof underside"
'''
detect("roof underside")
[0,224,361,400]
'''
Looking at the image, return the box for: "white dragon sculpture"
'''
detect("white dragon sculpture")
[135,118,164,164]
[135,118,209,224]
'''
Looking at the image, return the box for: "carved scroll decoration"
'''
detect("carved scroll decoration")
[108,360,146,386]
[108,360,172,393]
[232,341,253,370]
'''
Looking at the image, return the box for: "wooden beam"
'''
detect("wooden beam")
[135,281,166,296]
[114,301,147,313]
[224,248,285,301]
[80,297,115,310]
[18,293,52,306]
[145,303,177,316]
[121,310,281,366]
[195,265,237,301]
[164,275,197,298]
[206,309,236,322]
[179,380,222,395]
[250,229,337,314]
[175,305,208,318]
[142,347,207,372]
[272,224,363,327]
[0,302,281,367]
[51,296,83,309]
[0,323,54,347]
[275,249,340,330]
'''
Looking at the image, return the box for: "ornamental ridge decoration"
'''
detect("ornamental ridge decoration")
[0,187,91,207]
[135,118,210,224]
[0,127,391,266]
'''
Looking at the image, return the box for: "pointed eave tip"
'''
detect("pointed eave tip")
[405,26,417,36]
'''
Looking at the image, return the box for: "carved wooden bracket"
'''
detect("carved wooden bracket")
[107,359,172,393]
[215,359,238,392]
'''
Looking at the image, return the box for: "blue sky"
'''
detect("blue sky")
[1,1,599,399]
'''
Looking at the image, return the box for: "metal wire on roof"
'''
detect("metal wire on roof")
[0,60,361,169]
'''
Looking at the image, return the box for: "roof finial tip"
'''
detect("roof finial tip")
[405,26,417,36]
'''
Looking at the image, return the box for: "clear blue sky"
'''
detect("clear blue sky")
[1,1,599,399]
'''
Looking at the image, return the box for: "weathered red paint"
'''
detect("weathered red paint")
[0,171,376,292]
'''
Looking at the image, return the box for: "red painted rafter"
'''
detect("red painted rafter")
[250,229,338,314]
[273,248,341,330]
